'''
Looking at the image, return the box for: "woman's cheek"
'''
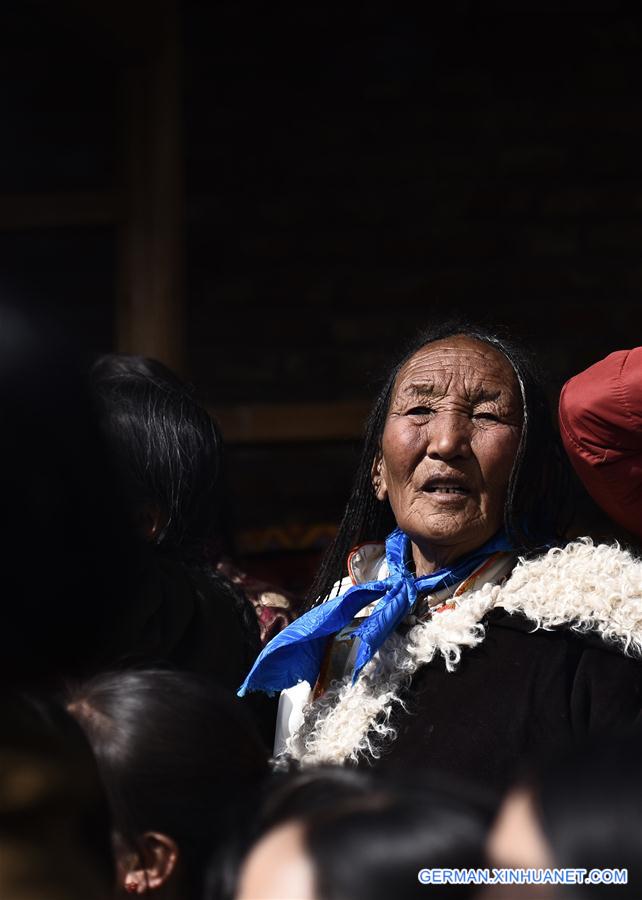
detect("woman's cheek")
[383,423,425,473]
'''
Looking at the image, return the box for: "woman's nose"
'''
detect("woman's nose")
[425,413,472,461]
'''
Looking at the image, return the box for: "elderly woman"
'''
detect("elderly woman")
[240,324,642,788]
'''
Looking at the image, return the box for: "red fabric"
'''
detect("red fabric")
[559,347,642,540]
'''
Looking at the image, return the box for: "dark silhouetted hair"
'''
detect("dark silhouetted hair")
[220,767,491,900]
[309,321,572,604]
[91,353,231,560]
[534,730,642,899]
[306,790,488,900]
[67,669,269,899]
[90,354,260,660]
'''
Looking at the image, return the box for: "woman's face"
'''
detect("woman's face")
[236,821,315,900]
[374,336,522,566]
[488,787,553,869]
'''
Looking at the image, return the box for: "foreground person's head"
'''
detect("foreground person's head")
[232,768,491,900]
[0,692,114,900]
[67,670,269,899]
[489,732,642,898]
[311,322,570,600]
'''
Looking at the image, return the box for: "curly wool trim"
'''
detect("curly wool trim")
[497,539,642,656]
[288,539,642,767]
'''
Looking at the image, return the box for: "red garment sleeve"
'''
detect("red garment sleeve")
[559,347,642,540]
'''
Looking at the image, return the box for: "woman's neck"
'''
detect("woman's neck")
[410,538,476,577]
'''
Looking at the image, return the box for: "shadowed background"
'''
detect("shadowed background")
[2,0,641,587]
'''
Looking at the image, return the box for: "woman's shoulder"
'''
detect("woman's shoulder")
[495,538,642,660]
[321,541,388,603]
[346,541,388,585]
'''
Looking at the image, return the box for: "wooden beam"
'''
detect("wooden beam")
[210,402,370,443]
[0,192,121,229]
[116,0,184,372]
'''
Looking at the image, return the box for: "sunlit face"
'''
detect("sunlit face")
[236,822,315,900]
[487,787,553,869]
[374,336,522,568]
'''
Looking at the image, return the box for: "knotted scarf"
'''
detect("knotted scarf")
[238,528,514,697]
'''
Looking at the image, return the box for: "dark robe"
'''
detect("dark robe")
[374,609,642,790]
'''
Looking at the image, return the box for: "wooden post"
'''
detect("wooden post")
[116,0,184,372]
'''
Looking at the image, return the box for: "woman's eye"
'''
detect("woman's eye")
[473,412,500,422]
[406,406,433,416]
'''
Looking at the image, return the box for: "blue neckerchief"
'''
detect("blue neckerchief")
[238,528,514,697]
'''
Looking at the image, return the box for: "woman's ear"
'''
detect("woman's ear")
[371,452,388,501]
[121,832,179,894]
[135,503,169,544]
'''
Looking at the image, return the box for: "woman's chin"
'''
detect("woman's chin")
[405,513,496,558]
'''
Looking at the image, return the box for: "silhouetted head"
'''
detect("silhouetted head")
[233,767,491,900]
[489,730,642,899]
[0,691,114,899]
[67,669,269,899]
[91,353,231,561]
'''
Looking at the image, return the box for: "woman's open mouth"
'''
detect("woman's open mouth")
[421,476,471,497]
[424,485,468,495]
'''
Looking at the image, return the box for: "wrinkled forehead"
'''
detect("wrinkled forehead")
[392,335,523,405]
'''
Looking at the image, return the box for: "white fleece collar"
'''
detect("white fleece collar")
[286,539,642,767]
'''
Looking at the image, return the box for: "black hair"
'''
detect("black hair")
[90,353,233,561]
[308,320,572,605]
[208,766,377,899]
[90,354,261,661]
[223,767,492,900]
[67,669,270,899]
[306,791,487,900]
[534,730,642,899]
